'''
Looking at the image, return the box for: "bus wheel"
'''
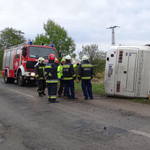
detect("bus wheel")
[18,72,25,86]
[4,71,11,83]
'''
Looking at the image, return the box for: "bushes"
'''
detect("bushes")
[0,50,4,70]
[96,71,105,79]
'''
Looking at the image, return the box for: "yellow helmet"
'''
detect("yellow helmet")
[38,57,45,63]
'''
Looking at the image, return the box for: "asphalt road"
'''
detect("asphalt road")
[0,78,150,150]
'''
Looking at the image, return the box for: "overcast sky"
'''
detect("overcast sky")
[1,0,150,54]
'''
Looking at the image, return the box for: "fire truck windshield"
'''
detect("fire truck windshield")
[29,46,57,59]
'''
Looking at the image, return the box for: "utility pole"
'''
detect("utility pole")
[106,26,120,45]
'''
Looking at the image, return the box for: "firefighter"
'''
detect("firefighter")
[54,58,59,67]
[35,57,46,97]
[78,55,93,100]
[57,57,66,97]
[45,54,59,103]
[63,55,77,99]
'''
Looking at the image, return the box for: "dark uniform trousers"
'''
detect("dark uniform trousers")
[37,80,46,94]
[58,79,66,96]
[65,80,75,98]
[82,80,93,99]
[47,83,57,102]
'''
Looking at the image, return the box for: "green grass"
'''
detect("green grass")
[132,98,150,104]
[0,71,3,78]
[74,81,105,95]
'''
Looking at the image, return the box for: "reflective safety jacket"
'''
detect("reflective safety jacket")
[63,61,76,80]
[78,60,93,80]
[34,63,45,80]
[73,63,79,68]
[57,63,63,80]
[45,60,58,83]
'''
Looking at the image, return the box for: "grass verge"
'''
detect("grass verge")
[132,98,150,104]
[0,70,3,78]
[74,80,105,95]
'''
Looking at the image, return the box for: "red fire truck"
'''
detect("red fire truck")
[2,42,58,86]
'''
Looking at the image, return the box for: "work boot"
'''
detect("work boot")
[84,98,88,100]
[51,100,59,103]
[48,98,51,103]
[39,93,43,97]
[42,92,46,96]
[71,97,77,99]
[90,97,93,100]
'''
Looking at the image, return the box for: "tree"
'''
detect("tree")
[78,44,107,75]
[34,19,76,61]
[0,27,26,50]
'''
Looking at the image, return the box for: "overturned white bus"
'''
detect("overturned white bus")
[104,45,150,98]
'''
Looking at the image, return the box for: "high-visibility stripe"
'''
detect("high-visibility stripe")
[51,97,56,99]
[49,73,52,76]
[63,65,70,68]
[45,66,52,68]
[46,80,58,83]
[35,75,39,77]
[81,77,91,79]
[63,77,73,80]
[50,95,56,98]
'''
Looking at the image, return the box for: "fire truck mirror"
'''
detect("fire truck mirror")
[22,47,27,57]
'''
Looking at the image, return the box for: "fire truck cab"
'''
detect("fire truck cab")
[2,43,58,86]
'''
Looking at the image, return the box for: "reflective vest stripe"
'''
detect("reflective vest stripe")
[63,77,73,80]
[81,77,91,79]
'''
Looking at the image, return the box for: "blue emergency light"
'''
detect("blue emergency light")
[29,41,32,45]
[50,44,54,47]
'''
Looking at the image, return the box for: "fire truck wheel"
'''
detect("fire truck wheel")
[4,71,11,83]
[18,72,25,86]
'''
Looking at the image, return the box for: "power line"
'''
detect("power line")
[0,10,102,29]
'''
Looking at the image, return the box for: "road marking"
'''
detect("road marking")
[9,89,34,98]
[130,130,150,138]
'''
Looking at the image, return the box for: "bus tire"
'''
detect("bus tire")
[18,72,25,86]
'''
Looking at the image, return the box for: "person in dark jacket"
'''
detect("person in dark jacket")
[78,55,93,100]
[63,55,77,99]
[35,57,46,97]
[45,54,59,103]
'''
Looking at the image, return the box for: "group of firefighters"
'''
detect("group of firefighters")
[34,54,94,103]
